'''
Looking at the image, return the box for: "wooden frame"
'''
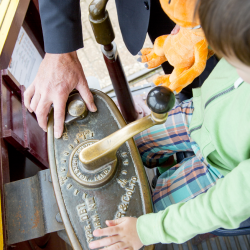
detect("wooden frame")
[0,1,46,248]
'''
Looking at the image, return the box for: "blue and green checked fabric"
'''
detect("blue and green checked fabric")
[134,99,223,212]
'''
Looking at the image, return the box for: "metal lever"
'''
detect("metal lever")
[79,86,175,171]
[89,0,115,46]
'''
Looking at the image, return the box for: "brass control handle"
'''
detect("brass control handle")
[79,86,175,171]
[89,0,115,45]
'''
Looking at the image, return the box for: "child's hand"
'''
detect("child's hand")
[89,217,143,250]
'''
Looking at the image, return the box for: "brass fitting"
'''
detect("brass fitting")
[89,0,115,45]
[79,86,175,172]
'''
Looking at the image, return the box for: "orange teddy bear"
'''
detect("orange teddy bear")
[139,0,213,93]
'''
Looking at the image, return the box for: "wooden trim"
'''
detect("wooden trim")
[0,0,30,69]
[0,70,10,250]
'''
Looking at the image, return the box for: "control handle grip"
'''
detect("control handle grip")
[79,86,175,171]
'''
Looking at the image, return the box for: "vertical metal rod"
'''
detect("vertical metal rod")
[89,0,138,123]
[102,44,138,123]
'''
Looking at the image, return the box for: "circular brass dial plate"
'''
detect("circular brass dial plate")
[69,140,117,188]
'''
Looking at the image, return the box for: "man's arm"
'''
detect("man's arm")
[24,0,97,138]
[39,0,83,53]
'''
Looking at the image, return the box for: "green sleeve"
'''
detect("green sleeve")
[137,159,250,245]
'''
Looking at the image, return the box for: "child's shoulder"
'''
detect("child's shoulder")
[201,58,239,96]
[207,58,238,84]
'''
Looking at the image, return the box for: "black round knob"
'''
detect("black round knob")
[147,86,175,114]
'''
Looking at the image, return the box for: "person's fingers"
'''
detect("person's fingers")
[102,242,127,250]
[24,85,35,112]
[89,235,121,249]
[76,81,97,112]
[106,220,117,227]
[106,218,125,227]
[53,97,67,138]
[30,92,41,112]
[35,98,53,132]
[93,224,120,237]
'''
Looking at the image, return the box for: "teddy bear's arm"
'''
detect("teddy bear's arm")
[153,67,188,87]
[169,39,208,93]
[138,35,169,68]
[138,48,167,69]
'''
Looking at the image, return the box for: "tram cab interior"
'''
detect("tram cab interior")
[1,1,250,250]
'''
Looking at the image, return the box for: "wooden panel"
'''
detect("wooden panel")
[1,69,48,169]
[20,85,48,167]
[0,70,11,250]
[0,1,46,248]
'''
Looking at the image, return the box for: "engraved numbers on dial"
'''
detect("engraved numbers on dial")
[59,176,68,186]
[76,129,95,140]
[123,159,129,165]
[121,152,128,157]
[69,140,116,188]
[121,170,127,175]
[121,152,129,166]
[74,139,80,144]
[115,176,138,219]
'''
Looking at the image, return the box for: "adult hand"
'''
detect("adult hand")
[89,217,143,250]
[171,24,180,35]
[24,52,97,138]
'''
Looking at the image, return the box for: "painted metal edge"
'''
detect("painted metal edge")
[48,110,82,250]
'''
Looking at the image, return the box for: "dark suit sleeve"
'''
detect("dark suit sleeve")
[39,0,83,53]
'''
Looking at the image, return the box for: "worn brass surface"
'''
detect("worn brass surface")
[68,140,117,188]
[151,112,169,123]
[65,93,88,124]
[48,89,153,250]
[68,99,86,117]
[79,112,168,171]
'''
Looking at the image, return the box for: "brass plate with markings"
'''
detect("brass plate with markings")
[48,89,153,250]
[69,139,117,188]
